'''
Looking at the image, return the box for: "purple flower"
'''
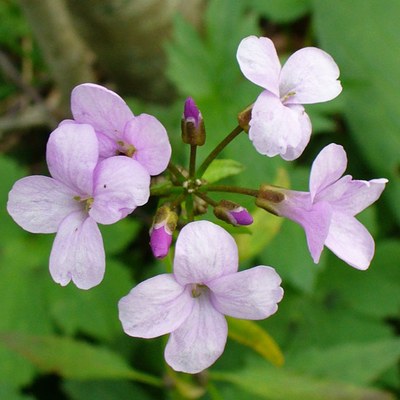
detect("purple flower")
[119,220,283,373]
[181,97,206,146]
[236,36,342,160]
[256,144,388,270]
[7,123,150,289]
[70,83,172,176]
[213,200,253,226]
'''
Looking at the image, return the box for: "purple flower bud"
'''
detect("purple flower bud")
[181,97,206,146]
[149,206,178,259]
[214,200,253,227]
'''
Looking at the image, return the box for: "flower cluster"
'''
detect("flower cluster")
[7,36,387,373]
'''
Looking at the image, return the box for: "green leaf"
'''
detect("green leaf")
[227,317,284,367]
[202,159,245,183]
[288,339,400,385]
[0,333,162,386]
[210,358,395,400]
[0,384,34,400]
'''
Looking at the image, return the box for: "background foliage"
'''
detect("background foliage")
[0,0,399,399]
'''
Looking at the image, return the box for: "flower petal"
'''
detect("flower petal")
[71,83,134,140]
[50,212,105,289]
[90,156,150,225]
[119,274,194,339]
[46,123,98,195]
[236,36,281,96]
[7,176,80,233]
[173,221,238,286]
[249,91,311,160]
[280,47,342,105]
[325,213,375,270]
[208,266,283,320]
[165,293,227,373]
[309,143,347,201]
[122,114,171,175]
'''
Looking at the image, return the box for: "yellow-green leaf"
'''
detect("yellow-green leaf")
[227,317,284,367]
[202,159,245,183]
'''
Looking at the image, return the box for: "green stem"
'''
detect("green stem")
[197,125,243,177]
[170,192,187,209]
[150,185,184,197]
[167,162,186,182]
[189,144,197,178]
[199,184,259,197]
[194,191,218,207]
[186,195,194,222]
[127,370,164,387]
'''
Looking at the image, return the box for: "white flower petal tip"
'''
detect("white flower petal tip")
[119,220,284,373]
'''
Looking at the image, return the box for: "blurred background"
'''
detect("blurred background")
[0,0,399,399]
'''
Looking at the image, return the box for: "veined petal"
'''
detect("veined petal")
[236,36,281,96]
[71,83,134,140]
[50,212,105,289]
[119,274,194,338]
[209,266,283,320]
[7,176,81,233]
[96,131,119,159]
[165,293,227,373]
[46,123,98,195]
[249,91,310,159]
[309,143,347,201]
[122,114,171,175]
[90,156,150,225]
[323,177,388,216]
[280,47,342,105]
[325,213,375,270]
[173,221,238,286]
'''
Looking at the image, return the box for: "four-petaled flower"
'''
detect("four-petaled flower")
[119,220,283,373]
[70,83,172,176]
[257,144,388,270]
[7,123,150,289]
[237,35,342,160]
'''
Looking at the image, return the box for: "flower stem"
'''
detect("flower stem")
[197,125,243,177]
[167,162,186,182]
[194,191,218,207]
[189,145,197,178]
[200,184,259,197]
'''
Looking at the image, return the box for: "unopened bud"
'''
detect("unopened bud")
[149,206,178,258]
[181,97,206,146]
[214,200,253,226]
[255,184,285,216]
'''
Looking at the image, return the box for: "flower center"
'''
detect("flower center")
[117,140,136,157]
[281,91,296,103]
[73,196,94,212]
[191,283,208,298]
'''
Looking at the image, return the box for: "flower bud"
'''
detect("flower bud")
[255,184,286,216]
[181,97,206,146]
[213,200,253,226]
[149,206,178,258]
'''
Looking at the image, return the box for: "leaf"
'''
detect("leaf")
[210,358,395,400]
[0,384,34,400]
[235,168,289,261]
[202,159,245,183]
[288,339,400,385]
[0,333,162,386]
[227,317,284,367]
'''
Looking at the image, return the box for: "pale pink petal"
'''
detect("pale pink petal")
[7,176,81,233]
[90,156,150,225]
[236,36,281,96]
[122,114,171,175]
[249,91,311,159]
[173,221,238,286]
[280,47,342,105]
[119,274,194,339]
[309,143,347,201]
[165,293,227,373]
[322,177,388,216]
[208,266,283,319]
[46,123,98,195]
[71,83,134,140]
[96,131,119,159]
[325,213,375,270]
[276,192,332,263]
[50,212,105,289]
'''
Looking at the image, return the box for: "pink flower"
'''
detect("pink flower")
[236,36,342,160]
[119,220,283,373]
[257,144,388,269]
[7,123,150,289]
[70,83,172,176]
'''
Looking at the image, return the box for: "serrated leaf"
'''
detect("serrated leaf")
[0,333,162,386]
[210,359,395,400]
[202,159,245,183]
[227,317,284,367]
